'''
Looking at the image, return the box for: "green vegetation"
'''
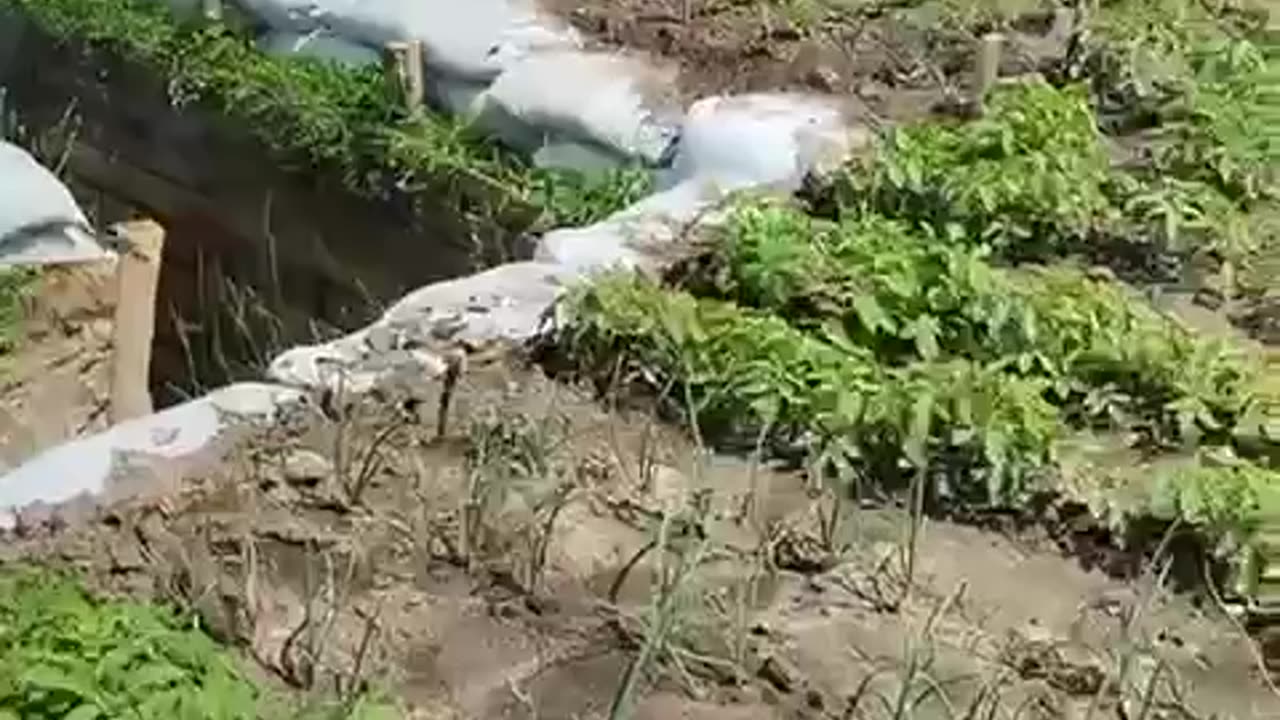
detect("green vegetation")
[0,567,400,719]
[4,0,650,233]
[702,202,1259,438]
[0,267,36,355]
[559,272,1061,500]
[0,567,259,719]
[839,82,1113,256]
[559,54,1280,594]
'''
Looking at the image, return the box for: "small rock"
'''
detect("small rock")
[89,318,114,342]
[365,325,396,354]
[649,465,688,513]
[283,449,333,486]
[758,655,802,694]
[804,66,841,93]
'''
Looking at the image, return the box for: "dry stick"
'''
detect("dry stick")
[347,419,404,505]
[109,219,165,423]
[436,348,465,439]
[344,603,383,705]
[899,465,928,607]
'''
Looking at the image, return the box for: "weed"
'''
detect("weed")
[608,506,715,720]
[456,405,576,592]
[0,267,37,356]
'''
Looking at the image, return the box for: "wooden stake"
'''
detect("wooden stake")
[972,33,1004,109]
[109,219,165,424]
[201,0,223,23]
[383,40,426,116]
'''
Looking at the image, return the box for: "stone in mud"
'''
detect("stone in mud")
[282,449,333,486]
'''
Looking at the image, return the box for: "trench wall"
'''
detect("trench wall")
[0,0,867,528]
[0,14,523,399]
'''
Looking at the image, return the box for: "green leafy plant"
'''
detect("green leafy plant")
[0,267,36,355]
[837,81,1113,256]
[703,201,1262,440]
[557,272,1060,503]
[1153,38,1279,203]
[0,567,402,719]
[0,567,261,719]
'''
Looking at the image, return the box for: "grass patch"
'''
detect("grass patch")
[0,267,36,355]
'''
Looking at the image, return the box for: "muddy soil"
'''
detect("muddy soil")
[6,361,1276,719]
[0,263,116,474]
[544,0,1075,120]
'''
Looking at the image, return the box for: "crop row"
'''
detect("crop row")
[704,202,1261,444]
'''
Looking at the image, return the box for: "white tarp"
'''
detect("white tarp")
[256,29,381,67]
[0,141,110,266]
[477,51,682,165]
[0,383,302,530]
[661,93,869,191]
[232,0,580,82]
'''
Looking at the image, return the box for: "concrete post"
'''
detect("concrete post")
[109,219,165,423]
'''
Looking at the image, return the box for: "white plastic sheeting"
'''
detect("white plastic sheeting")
[533,179,729,274]
[231,0,580,81]
[256,30,381,67]
[268,260,572,390]
[0,141,111,266]
[662,94,869,191]
[477,51,681,165]
[0,383,303,530]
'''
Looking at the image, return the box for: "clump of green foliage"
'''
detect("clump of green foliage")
[838,82,1113,256]
[557,71,1279,572]
[1085,0,1279,272]
[0,567,401,719]
[0,567,261,719]
[558,272,1061,501]
[0,268,36,355]
[1152,454,1280,540]
[702,201,1261,441]
[4,0,648,232]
